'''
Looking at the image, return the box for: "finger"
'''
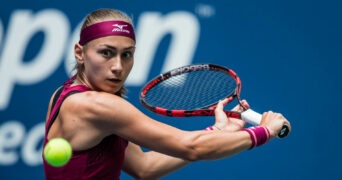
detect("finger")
[239,99,250,109]
[231,101,247,112]
[216,98,229,110]
[215,100,225,112]
[220,98,229,106]
[282,117,292,133]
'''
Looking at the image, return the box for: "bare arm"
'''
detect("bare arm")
[120,129,251,179]
[79,91,253,161]
[61,91,289,179]
[122,99,256,180]
[122,142,190,179]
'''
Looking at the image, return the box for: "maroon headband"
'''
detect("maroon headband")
[79,20,135,45]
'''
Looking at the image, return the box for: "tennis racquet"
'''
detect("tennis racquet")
[140,63,289,138]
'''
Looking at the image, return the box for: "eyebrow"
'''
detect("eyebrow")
[101,44,135,51]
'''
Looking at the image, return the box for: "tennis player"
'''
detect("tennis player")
[42,8,291,179]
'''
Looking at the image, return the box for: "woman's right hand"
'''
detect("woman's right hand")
[259,111,291,138]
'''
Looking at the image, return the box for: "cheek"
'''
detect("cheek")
[84,53,105,72]
[128,61,133,71]
[83,59,107,80]
[85,61,100,73]
[124,62,134,76]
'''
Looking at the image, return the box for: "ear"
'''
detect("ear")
[74,43,84,64]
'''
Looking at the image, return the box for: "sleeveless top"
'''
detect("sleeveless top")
[43,77,128,180]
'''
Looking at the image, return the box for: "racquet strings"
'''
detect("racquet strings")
[144,70,237,110]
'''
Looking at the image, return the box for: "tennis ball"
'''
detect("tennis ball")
[44,138,72,167]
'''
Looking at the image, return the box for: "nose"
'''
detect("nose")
[110,58,123,73]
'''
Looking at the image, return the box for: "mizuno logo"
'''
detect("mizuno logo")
[112,24,130,33]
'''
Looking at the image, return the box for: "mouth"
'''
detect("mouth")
[108,78,122,84]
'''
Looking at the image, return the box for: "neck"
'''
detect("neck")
[74,73,125,97]
[74,74,93,90]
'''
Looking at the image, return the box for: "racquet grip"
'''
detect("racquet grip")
[241,109,289,138]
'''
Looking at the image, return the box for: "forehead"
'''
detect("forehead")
[87,35,135,48]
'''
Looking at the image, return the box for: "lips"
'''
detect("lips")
[108,78,122,83]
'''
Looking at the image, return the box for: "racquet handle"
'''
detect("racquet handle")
[241,109,289,138]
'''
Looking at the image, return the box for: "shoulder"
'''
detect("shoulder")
[60,90,137,124]
[59,90,149,137]
[62,90,123,111]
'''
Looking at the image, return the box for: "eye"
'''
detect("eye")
[99,49,115,58]
[121,51,133,60]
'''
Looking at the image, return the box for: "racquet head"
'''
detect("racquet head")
[140,63,289,138]
[140,63,243,117]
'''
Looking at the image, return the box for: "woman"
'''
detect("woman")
[43,8,291,179]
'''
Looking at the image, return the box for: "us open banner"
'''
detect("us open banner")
[1,0,341,179]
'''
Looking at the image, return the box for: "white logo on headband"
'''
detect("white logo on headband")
[112,24,130,33]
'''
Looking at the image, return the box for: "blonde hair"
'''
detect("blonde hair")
[80,8,133,31]
[75,9,134,97]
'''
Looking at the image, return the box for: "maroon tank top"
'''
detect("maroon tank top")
[43,77,128,180]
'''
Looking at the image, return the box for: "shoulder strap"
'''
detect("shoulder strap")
[46,84,90,133]
[50,86,63,113]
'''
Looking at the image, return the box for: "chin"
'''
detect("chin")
[94,85,117,93]
[106,86,121,94]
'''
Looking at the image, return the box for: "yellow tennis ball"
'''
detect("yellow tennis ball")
[44,138,72,167]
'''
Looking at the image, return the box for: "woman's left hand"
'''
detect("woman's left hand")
[213,99,249,131]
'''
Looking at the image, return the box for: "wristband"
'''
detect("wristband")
[205,125,222,131]
[243,126,270,149]
[205,126,214,131]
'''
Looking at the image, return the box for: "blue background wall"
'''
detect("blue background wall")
[1,0,341,179]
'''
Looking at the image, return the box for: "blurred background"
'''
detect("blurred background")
[1,0,341,179]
